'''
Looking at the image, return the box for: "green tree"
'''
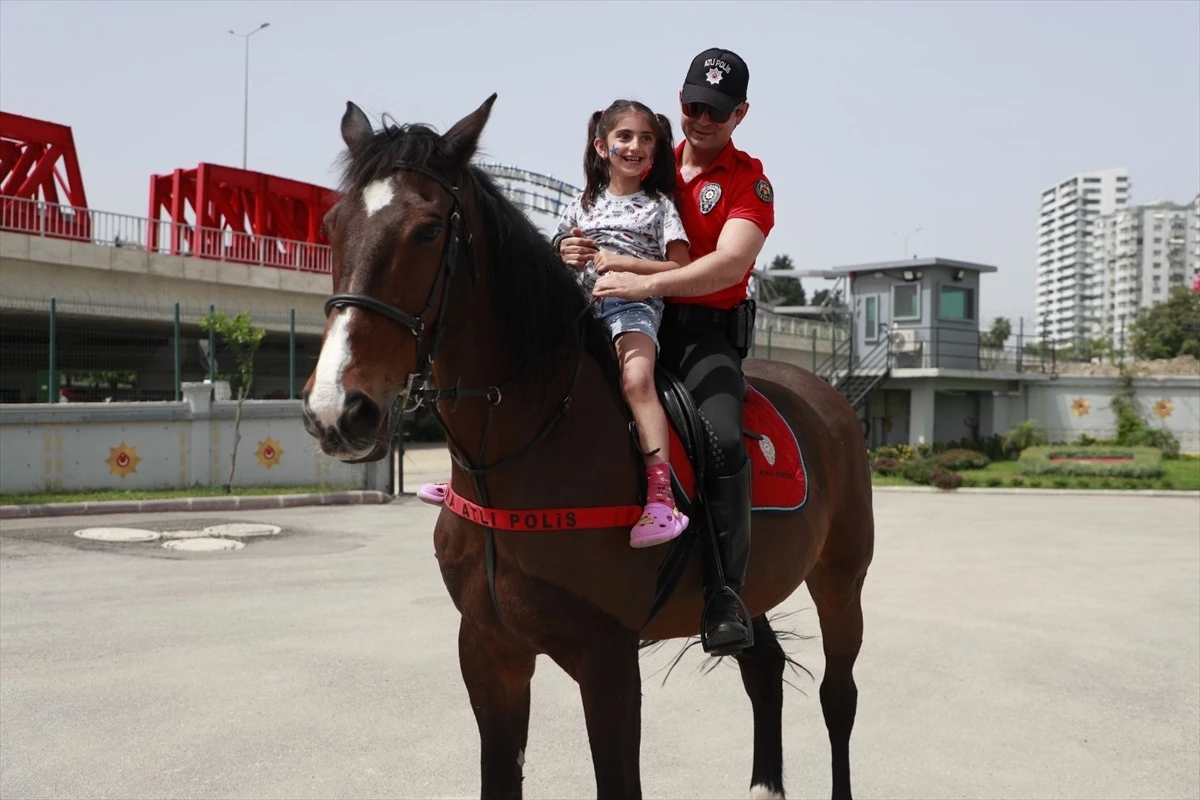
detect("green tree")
[979,316,1012,349]
[763,254,807,307]
[811,287,844,307]
[1128,287,1200,360]
[199,309,266,494]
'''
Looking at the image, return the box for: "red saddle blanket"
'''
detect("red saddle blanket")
[667,385,808,512]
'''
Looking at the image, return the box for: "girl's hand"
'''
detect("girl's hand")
[593,250,633,274]
[592,271,655,302]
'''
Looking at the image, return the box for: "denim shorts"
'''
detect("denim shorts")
[595,296,665,347]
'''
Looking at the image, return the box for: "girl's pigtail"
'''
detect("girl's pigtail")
[644,112,678,201]
[581,110,607,211]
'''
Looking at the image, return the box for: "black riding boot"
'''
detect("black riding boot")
[700,457,754,656]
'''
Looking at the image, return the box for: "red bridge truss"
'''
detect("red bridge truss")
[148,163,339,271]
[0,111,91,240]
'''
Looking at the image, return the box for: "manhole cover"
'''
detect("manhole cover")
[160,529,209,540]
[74,527,160,543]
[202,523,282,538]
[162,538,245,552]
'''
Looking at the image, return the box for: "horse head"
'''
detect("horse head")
[301,94,497,463]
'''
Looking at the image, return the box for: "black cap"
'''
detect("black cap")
[681,48,749,114]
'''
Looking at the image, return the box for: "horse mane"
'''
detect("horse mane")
[336,118,620,389]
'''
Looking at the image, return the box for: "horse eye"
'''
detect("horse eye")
[417,224,442,243]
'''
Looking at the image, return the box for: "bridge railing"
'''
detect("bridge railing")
[0,195,333,274]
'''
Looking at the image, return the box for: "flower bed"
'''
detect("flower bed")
[1018,446,1163,478]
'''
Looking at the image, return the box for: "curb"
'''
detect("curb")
[872,485,1200,498]
[0,490,394,521]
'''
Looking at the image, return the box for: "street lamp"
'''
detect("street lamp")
[228,22,270,170]
[893,226,923,259]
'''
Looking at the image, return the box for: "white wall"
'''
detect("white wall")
[1007,375,1199,452]
[0,383,388,494]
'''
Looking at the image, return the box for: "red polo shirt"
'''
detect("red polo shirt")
[668,139,775,310]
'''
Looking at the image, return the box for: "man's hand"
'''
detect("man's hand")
[591,271,655,302]
[557,227,597,271]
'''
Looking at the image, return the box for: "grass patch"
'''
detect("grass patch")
[0,484,359,506]
[1018,446,1163,479]
[871,454,1199,491]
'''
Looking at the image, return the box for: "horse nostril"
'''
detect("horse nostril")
[340,390,381,443]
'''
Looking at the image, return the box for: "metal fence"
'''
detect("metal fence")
[877,325,1081,374]
[0,195,333,274]
[0,297,327,404]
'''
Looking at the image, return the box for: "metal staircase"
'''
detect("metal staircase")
[814,335,891,414]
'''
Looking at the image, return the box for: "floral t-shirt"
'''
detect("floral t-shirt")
[555,188,689,294]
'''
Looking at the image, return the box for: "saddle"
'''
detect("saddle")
[641,366,809,626]
[651,366,808,516]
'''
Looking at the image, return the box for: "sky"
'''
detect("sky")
[2,0,1197,331]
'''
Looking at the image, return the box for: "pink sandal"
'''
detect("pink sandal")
[630,464,688,548]
[416,482,448,506]
[630,501,689,548]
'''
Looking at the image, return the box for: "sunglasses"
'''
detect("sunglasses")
[682,102,737,124]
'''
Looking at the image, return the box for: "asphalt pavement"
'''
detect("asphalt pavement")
[1,489,1197,799]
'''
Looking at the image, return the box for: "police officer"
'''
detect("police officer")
[556,48,774,656]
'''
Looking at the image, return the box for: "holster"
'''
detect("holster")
[727,299,757,359]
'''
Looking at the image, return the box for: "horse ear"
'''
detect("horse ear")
[341,101,373,152]
[441,93,498,170]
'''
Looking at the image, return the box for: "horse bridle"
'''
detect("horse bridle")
[320,160,589,645]
[323,162,477,434]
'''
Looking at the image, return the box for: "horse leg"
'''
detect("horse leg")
[551,629,643,800]
[807,565,867,800]
[736,615,787,799]
[458,617,538,800]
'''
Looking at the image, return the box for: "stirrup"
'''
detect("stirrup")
[700,586,754,656]
[416,482,448,506]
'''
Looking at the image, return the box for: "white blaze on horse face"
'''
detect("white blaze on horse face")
[362,177,395,217]
[309,309,355,428]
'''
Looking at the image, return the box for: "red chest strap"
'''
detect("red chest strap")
[442,484,644,532]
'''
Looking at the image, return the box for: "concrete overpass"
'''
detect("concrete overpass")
[1,212,838,403]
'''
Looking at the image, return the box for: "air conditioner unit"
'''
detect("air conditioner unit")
[890,328,920,353]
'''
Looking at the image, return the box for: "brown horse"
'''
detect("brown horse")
[301,94,875,800]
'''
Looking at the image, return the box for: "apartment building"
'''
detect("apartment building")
[1092,196,1196,347]
[1034,168,1130,347]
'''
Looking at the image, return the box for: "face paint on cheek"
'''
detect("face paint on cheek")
[610,146,620,160]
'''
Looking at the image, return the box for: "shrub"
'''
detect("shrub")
[931,467,963,490]
[1052,477,1070,488]
[871,457,903,476]
[985,476,1003,487]
[1008,475,1025,487]
[936,449,991,471]
[901,460,936,485]
[1003,419,1048,456]
[960,475,978,488]
[940,434,1007,463]
[1018,446,1163,479]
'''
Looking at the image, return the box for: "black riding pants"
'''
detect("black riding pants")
[658,317,747,481]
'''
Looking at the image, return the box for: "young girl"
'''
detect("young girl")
[553,99,693,549]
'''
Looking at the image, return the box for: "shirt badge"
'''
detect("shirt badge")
[699,182,722,215]
[755,179,774,204]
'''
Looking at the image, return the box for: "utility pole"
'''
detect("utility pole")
[228,22,270,169]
